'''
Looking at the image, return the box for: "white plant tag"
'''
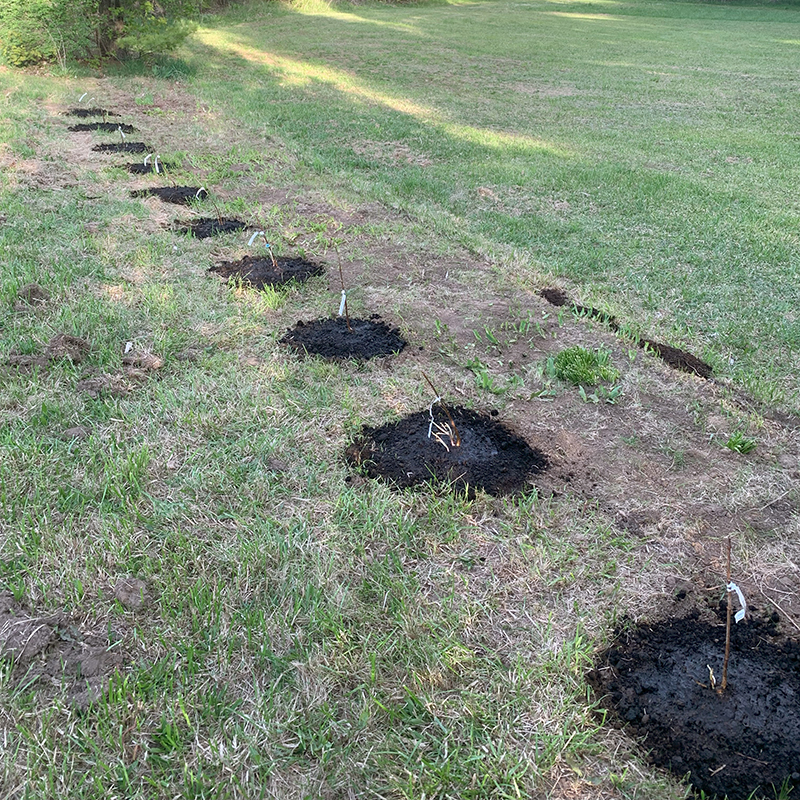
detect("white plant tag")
[124,341,133,354]
[338,290,347,317]
[727,582,747,623]
[144,154,152,165]
[79,92,88,102]
[247,230,265,247]
[427,396,442,439]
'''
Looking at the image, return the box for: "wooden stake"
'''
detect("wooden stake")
[421,372,461,447]
[720,536,732,693]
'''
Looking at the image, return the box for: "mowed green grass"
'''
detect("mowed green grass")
[190,0,800,407]
[0,1,798,798]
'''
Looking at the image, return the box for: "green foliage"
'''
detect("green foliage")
[0,0,94,66]
[117,16,197,57]
[553,346,619,387]
[0,0,200,66]
[724,431,757,454]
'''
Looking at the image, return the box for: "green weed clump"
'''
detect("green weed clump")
[553,346,619,386]
[725,431,757,454]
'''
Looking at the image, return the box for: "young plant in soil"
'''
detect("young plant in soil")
[422,371,461,449]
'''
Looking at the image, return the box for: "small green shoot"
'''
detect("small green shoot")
[579,384,623,405]
[724,431,757,454]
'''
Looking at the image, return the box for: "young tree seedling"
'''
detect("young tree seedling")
[197,187,223,223]
[247,231,278,268]
[720,536,747,693]
[422,372,461,449]
[336,248,352,332]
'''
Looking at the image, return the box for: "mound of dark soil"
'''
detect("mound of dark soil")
[65,107,119,118]
[125,162,175,175]
[210,254,324,289]
[174,217,248,239]
[539,286,712,379]
[588,609,800,799]
[0,592,123,711]
[93,142,151,154]
[280,316,406,360]
[68,122,136,133]
[131,186,207,205]
[13,283,50,310]
[346,405,548,497]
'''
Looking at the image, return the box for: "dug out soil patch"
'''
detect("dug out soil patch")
[588,608,800,800]
[346,405,548,497]
[0,592,123,711]
[280,316,406,360]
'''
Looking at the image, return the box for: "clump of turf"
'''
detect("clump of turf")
[553,346,618,386]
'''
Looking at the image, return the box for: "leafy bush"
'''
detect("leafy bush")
[0,0,204,66]
[0,0,94,66]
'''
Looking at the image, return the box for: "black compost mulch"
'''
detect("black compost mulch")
[280,316,406,360]
[131,187,207,205]
[125,162,176,175]
[173,218,248,239]
[68,122,136,133]
[64,108,119,118]
[209,254,324,289]
[346,405,548,497]
[589,607,800,800]
[93,142,151,154]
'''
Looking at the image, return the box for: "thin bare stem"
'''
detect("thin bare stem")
[421,372,461,447]
[720,536,732,693]
[336,249,352,332]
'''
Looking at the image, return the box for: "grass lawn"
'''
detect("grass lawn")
[0,0,799,798]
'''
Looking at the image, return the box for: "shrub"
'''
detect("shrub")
[0,0,202,66]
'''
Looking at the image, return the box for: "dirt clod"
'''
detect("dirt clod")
[45,333,90,363]
[346,405,548,497]
[280,316,406,360]
[14,283,50,310]
[131,186,207,205]
[114,577,151,611]
[62,425,92,440]
[0,592,123,710]
[210,254,324,289]
[588,608,800,800]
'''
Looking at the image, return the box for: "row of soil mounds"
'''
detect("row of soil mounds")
[70,107,251,237]
[589,604,800,800]
[539,287,713,379]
